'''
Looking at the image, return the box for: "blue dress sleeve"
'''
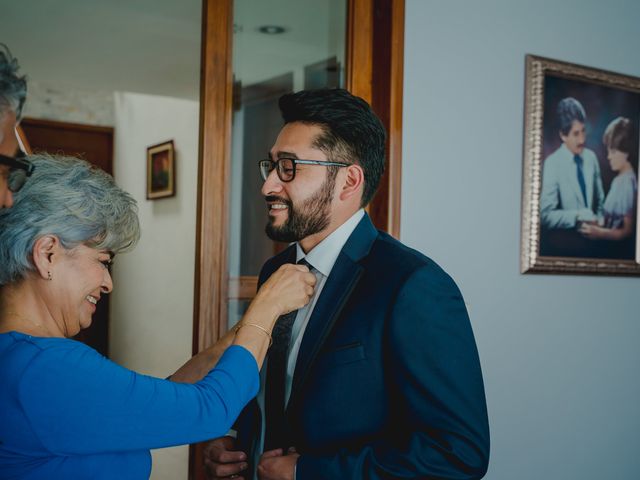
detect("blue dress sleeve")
[17,342,259,455]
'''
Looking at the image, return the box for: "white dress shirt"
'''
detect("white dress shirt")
[252,209,365,477]
[286,208,365,405]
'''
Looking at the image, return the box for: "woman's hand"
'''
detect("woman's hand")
[252,263,316,320]
[233,264,316,368]
[578,222,604,239]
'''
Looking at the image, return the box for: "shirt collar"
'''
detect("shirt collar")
[296,209,365,277]
[561,143,580,159]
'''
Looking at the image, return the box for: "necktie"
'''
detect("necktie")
[574,154,588,207]
[264,258,311,451]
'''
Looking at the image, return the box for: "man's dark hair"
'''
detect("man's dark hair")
[557,97,586,135]
[278,88,386,207]
[0,44,27,120]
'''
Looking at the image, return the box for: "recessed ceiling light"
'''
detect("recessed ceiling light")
[258,25,287,35]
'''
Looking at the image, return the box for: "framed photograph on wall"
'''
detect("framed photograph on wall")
[146,140,175,200]
[521,55,640,275]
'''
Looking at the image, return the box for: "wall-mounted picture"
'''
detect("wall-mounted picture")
[521,55,640,275]
[146,140,175,200]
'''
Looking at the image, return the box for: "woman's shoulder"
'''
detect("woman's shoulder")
[1,332,101,367]
[607,171,638,215]
[610,170,637,193]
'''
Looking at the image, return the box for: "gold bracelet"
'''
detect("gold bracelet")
[237,323,273,347]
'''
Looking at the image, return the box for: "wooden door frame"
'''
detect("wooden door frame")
[190,0,404,475]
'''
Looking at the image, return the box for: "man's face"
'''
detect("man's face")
[262,122,337,243]
[560,120,586,155]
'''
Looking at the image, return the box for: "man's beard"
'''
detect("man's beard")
[265,174,336,243]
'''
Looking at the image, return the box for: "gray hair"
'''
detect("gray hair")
[0,154,140,286]
[0,44,27,120]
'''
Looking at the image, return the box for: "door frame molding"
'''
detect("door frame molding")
[190,1,404,474]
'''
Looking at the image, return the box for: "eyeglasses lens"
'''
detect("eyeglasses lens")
[259,160,273,181]
[278,158,295,181]
[8,170,27,193]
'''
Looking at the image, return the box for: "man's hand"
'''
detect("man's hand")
[578,222,606,239]
[204,437,249,480]
[257,448,299,480]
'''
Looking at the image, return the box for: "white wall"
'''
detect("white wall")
[23,80,114,126]
[402,1,640,479]
[111,92,199,480]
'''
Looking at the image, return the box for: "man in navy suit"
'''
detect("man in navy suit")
[205,89,489,480]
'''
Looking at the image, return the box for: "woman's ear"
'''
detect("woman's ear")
[339,164,365,202]
[32,235,62,281]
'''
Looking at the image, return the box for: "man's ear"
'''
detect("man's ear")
[32,235,62,280]
[339,164,364,202]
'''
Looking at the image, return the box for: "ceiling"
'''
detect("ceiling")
[1,0,345,101]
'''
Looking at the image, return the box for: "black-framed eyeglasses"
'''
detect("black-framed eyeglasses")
[258,157,351,182]
[0,150,34,193]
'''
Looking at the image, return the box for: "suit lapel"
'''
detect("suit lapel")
[289,253,363,397]
[287,214,378,410]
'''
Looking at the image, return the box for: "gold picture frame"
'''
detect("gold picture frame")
[146,140,175,200]
[521,55,640,275]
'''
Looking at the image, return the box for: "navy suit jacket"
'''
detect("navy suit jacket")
[236,214,489,479]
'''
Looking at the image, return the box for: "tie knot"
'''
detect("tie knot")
[574,154,583,166]
[297,258,313,271]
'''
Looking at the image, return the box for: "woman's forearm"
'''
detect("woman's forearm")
[597,215,633,240]
[169,300,279,381]
[232,300,280,369]
[171,263,315,380]
[169,329,236,383]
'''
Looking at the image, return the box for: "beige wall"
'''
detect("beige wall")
[110,91,199,480]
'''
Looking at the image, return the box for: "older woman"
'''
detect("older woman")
[0,154,315,479]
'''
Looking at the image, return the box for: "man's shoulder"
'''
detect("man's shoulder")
[582,147,599,163]
[367,231,454,286]
[545,145,567,165]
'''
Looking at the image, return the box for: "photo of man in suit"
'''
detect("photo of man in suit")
[204,89,490,480]
[540,97,605,230]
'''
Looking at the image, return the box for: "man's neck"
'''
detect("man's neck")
[619,162,633,175]
[298,208,360,253]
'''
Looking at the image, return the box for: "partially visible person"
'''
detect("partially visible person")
[0,154,316,479]
[0,43,31,208]
[579,117,637,241]
[540,97,605,229]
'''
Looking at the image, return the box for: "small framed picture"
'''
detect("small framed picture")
[146,140,175,200]
[521,55,640,275]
